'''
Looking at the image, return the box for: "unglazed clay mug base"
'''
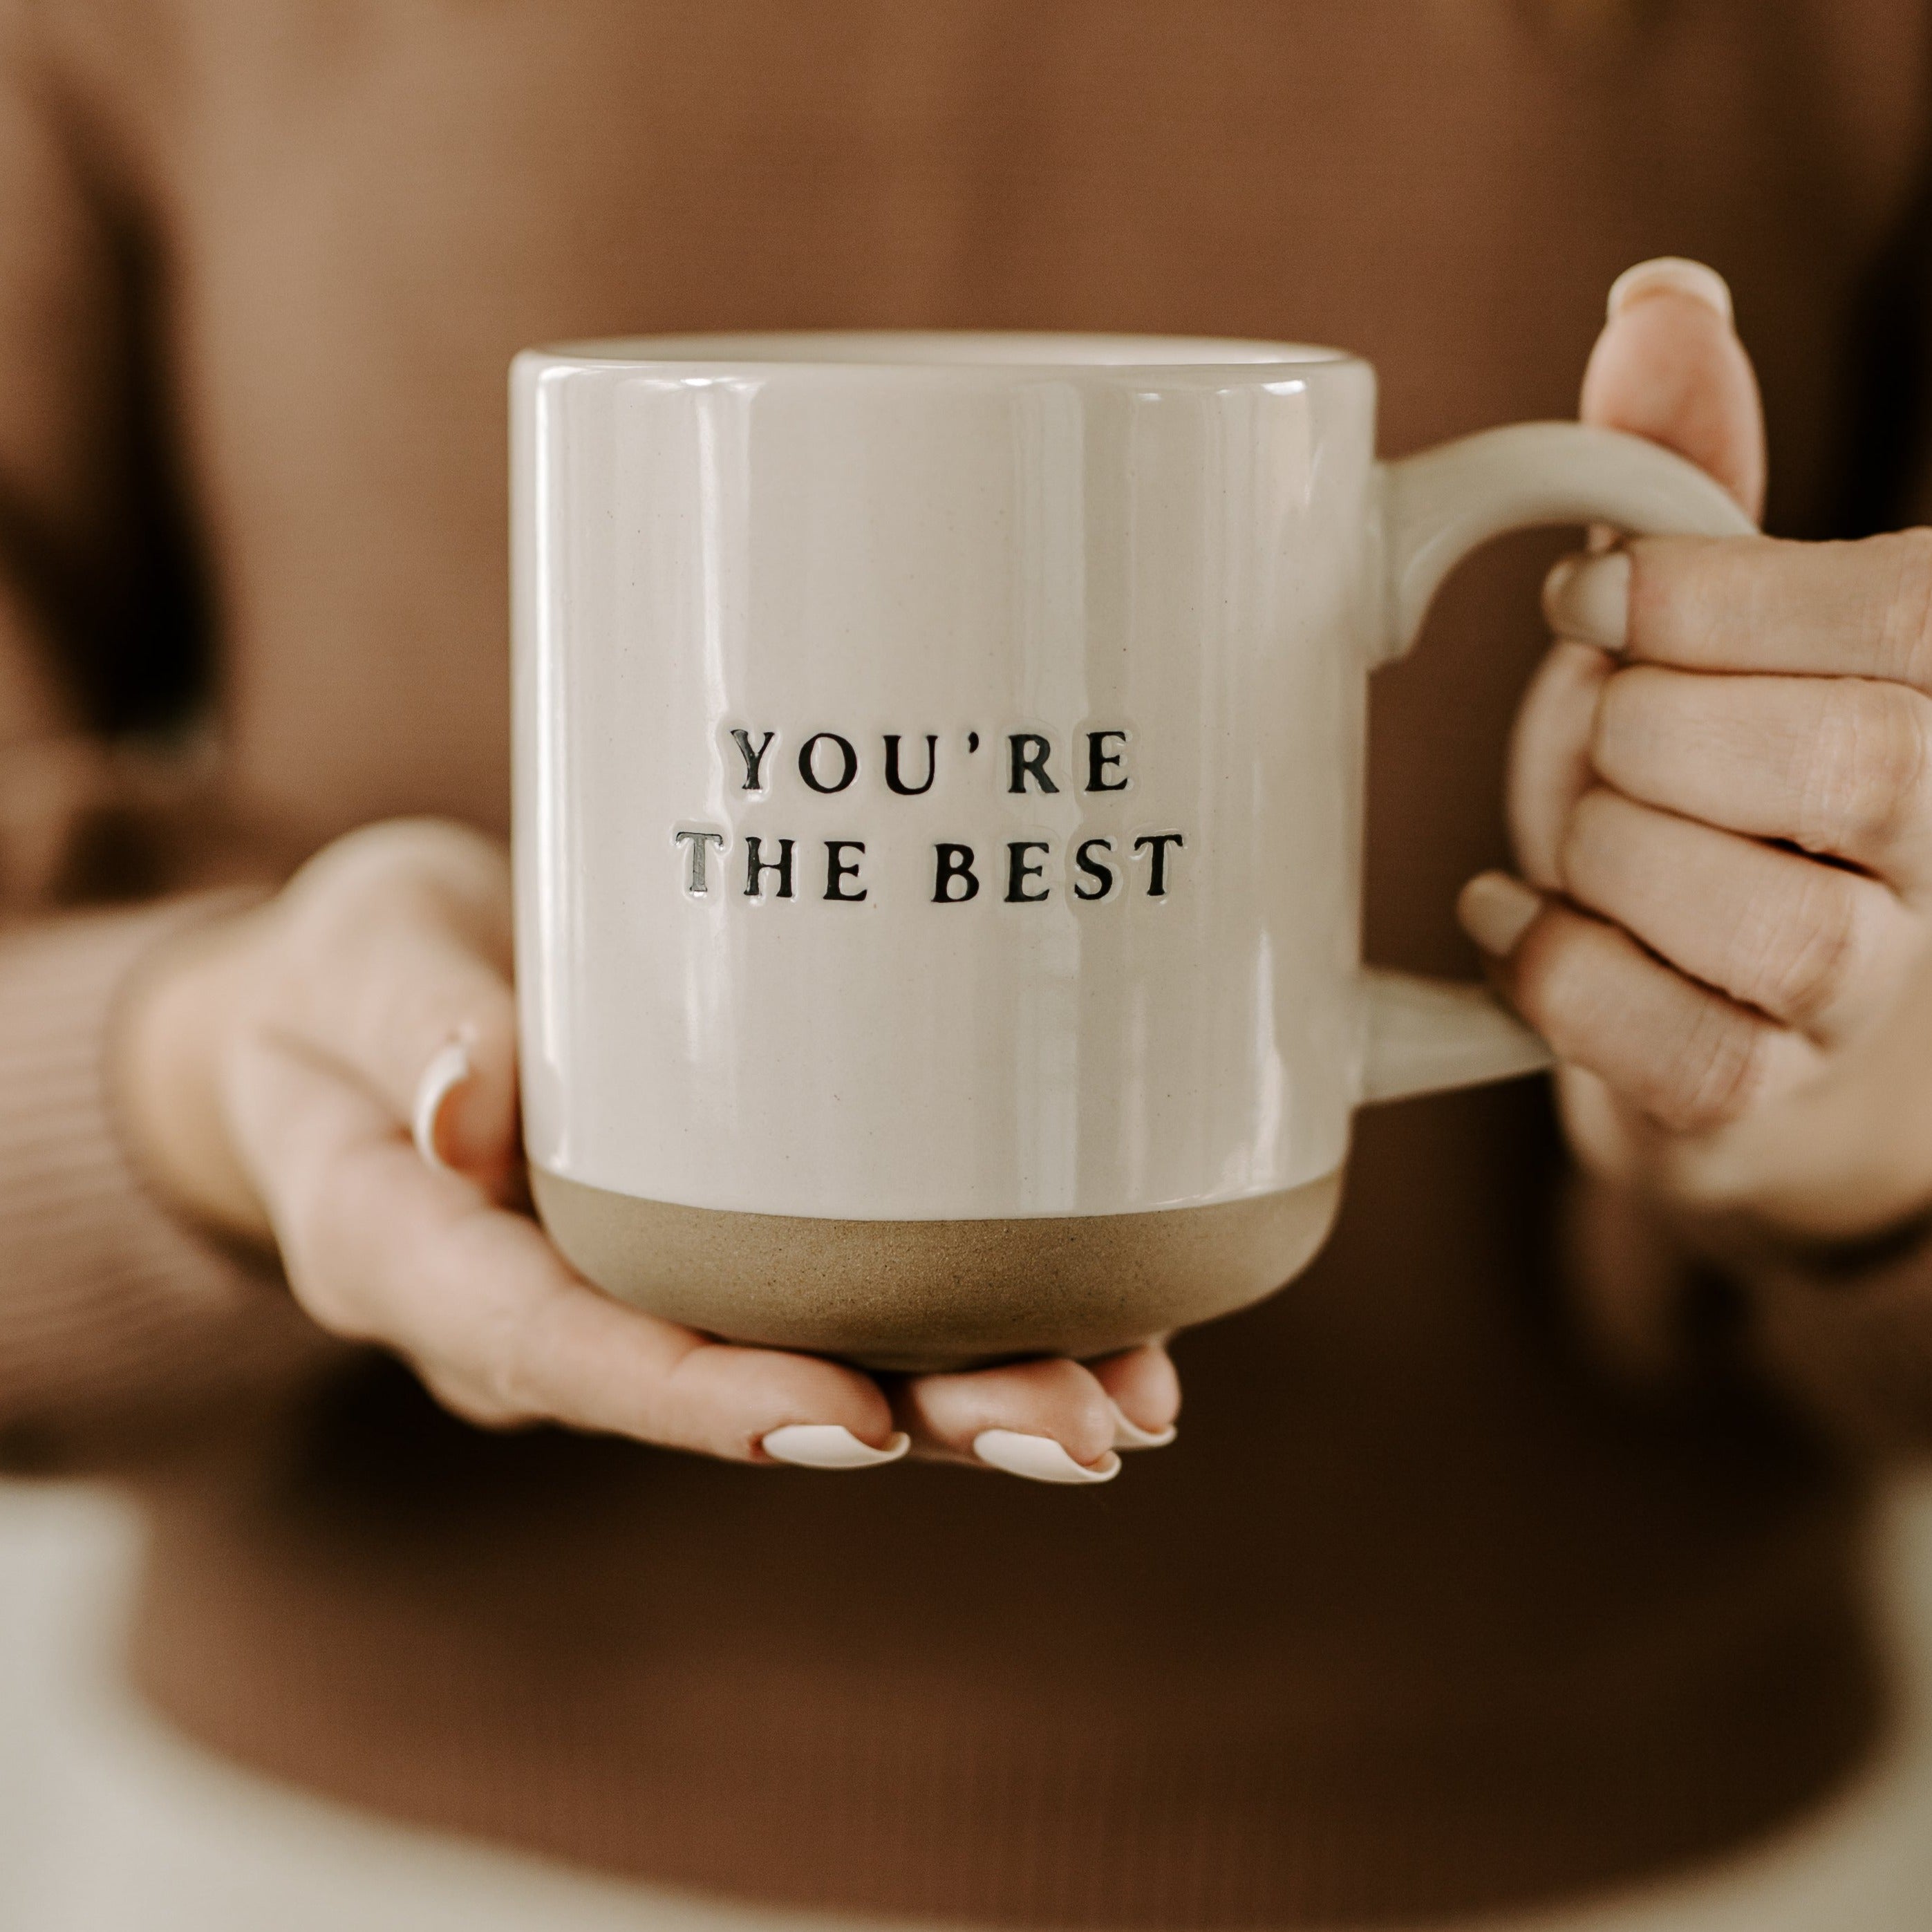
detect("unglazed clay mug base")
[531,1168,1344,1373]
[512,333,1753,1369]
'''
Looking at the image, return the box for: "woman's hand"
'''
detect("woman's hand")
[117,819,1177,1479]
[1462,259,1932,1244]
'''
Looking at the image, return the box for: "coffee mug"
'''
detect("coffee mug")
[512,332,1751,1371]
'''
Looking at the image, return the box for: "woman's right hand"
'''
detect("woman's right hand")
[115,819,1178,1479]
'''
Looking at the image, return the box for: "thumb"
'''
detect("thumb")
[1579,258,1765,521]
[1503,262,1764,891]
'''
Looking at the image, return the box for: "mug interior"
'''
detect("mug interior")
[530,330,1359,373]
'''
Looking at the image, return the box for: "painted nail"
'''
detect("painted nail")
[1606,257,1733,326]
[1457,872,1543,959]
[973,1429,1120,1485]
[1542,550,1630,650]
[411,1038,474,1171]
[762,1425,911,1470]
[1107,1400,1177,1451]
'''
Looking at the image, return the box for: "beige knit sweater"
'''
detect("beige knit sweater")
[3,1,1932,1922]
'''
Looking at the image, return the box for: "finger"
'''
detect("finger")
[1581,259,1765,520]
[1546,529,1932,691]
[227,1038,897,1462]
[1087,1342,1181,1450]
[270,825,518,1177]
[894,1357,1122,1483]
[281,915,518,1183]
[1509,260,1762,894]
[1557,787,1913,1040]
[1593,664,1932,892]
[1474,887,1822,1134]
[1508,640,1616,891]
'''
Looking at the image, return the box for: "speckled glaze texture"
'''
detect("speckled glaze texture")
[532,1165,1344,1371]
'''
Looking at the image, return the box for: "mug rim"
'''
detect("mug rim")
[520,329,1363,376]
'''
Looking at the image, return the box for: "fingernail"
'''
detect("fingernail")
[761,1425,911,1470]
[1107,1399,1177,1451]
[973,1429,1120,1485]
[1607,257,1733,326]
[1457,872,1543,959]
[1542,550,1630,650]
[411,1038,474,1171]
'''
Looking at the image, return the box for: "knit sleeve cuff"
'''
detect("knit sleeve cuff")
[1739,1223,1932,1459]
[0,896,330,1464]
[1566,1170,1932,1459]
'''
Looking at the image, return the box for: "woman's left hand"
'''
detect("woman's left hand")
[1463,259,1932,1244]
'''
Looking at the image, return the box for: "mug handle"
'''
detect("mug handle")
[1359,421,1758,1105]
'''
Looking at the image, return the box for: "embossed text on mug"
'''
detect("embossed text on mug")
[673,724,1186,906]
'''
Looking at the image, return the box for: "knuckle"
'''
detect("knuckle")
[467,1353,541,1430]
[281,1255,357,1340]
[1746,871,1873,1028]
[418,1368,534,1432]
[1870,528,1932,688]
[1512,912,1770,1135]
[283,821,509,948]
[1658,1005,1767,1132]
[1803,679,1932,856]
[278,1229,367,1343]
[374,1196,556,1427]
[451,1288,550,1429]
[380,1224,551,1429]
[283,823,424,917]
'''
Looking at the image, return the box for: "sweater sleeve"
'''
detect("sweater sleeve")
[1562,1172,1932,1462]
[0,899,330,1467]
[0,3,331,1467]
[1736,1234,1932,1458]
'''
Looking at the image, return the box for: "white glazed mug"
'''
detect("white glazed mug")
[512,332,1752,1371]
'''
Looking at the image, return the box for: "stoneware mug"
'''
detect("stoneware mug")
[512,332,1752,1371]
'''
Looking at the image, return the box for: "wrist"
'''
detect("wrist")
[113,901,277,1247]
[1647,1184,1932,1291]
